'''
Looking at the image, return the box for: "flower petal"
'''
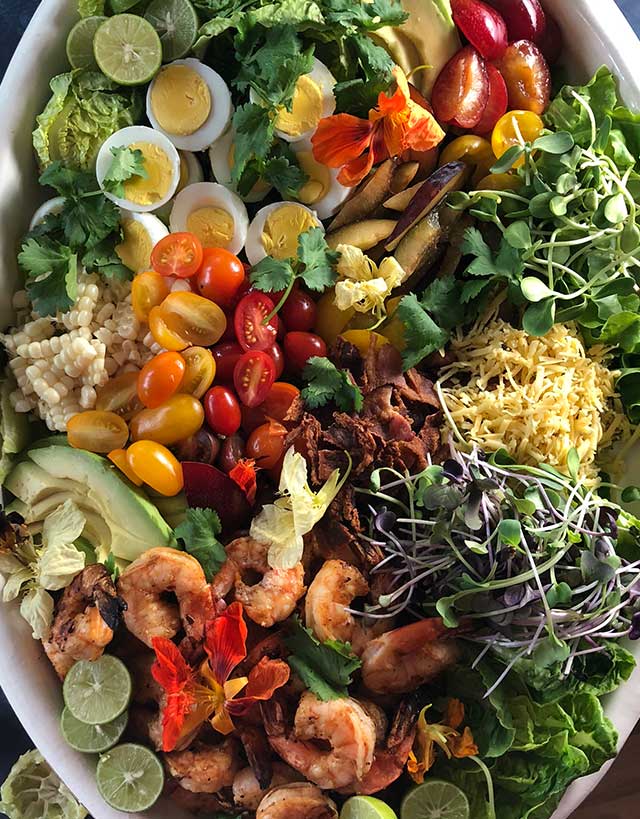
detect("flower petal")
[337,150,376,187]
[211,705,236,736]
[161,689,196,752]
[151,637,194,694]
[445,698,465,730]
[204,602,248,685]
[226,657,290,717]
[450,726,479,759]
[229,459,257,504]
[312,114,374,169]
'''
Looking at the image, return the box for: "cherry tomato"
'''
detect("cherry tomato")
[246,420,287,469]
[474,63,508,134]
[175,428,221,465]
[212,342,244,383]
[451,0,508,61]
[283,332,327,373]
[314,289,355,346]
[205,386,242,436]
[131,270,171,323]
[127,441,184,496]
[218,433,246,474]
[268,343,285,379]
[149,292,227,351]
[151,232,204,279]
[281,289,318,332]
[432,46,489,129]
[138,351,186,409]
[536,12,562,64]
[440,136,496,183]
[234,292,278,352]
[181,347,216,399]
[341,330,390,357]
[491,110,544,165]
[96,370,143,420]
[475,172,522,191]
[241,381,300,433]
[130,394,204,446]
[196,248,245,307]
[485,0,546,42]
[234,350,276,408]
[67,411,129,453]
[495,40,551,116]
[108,448,143,486]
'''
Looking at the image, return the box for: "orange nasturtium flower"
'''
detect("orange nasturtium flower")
[151,602,290,752]
[407,699,479,784]
[311,67,446,187]
[229,458,258,504]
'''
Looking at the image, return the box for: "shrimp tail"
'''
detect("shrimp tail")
[95,584,127,630]
[238,723,273,790]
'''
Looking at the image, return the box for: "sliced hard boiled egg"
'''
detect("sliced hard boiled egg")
[147,59,232,152]
[245,202,322,266]
[155,150,205,224]
[29,197,66,231]
[170,182,248,255]
[96,126,180,214]
[292,139,350,220]
[116,212,169,274]
[208,128,272,203]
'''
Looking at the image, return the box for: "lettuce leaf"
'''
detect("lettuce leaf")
[0,750,87,819]
[19,588,55,641]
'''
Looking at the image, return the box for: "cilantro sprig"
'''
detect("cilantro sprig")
[302,357,363,412]
[102,146,147,199]
[174,508,226,582]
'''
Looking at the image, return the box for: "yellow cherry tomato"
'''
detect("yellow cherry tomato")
[314,289,355,346]
[131,270,171,323]
[149,292,227,351]
[180,346,216,399]
[108,448,143,486]
[440,135,496,183]
[492,110,544,167]
[126,441,184,496]
[130,394,204,446]
[474,172,522,191]
[67,411,129,453]
[341,330,390,357]
[96,370,143,421]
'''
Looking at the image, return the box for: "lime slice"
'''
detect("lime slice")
[94,14,162,86]
[96,744,165,812]
[145,0,199,62]
[63,655,132,725]
[66,16,107,69]
[342,796,399,819]
[401,782,470,819]
[61,707,128,753]
[110,0,144,11]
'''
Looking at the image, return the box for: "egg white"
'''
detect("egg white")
[208,128,272,203]
[245,201,323,266]
[117,212,169,274]
[29,197,66,231]
[292,138,350,220]
[155,151,205,224]
[170,182,249,256]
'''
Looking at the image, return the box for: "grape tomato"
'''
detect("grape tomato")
[474,63,508,134]
[205,386,242,437]
[234,350,276,408]
[218,433,246,474]
[67,411,129,454]
[246,420,287,470]
[181,346,216,398]
[495,40,551,116]
[492,110,544,163]
[281,289,318,333]
[212,342,244,383]
[432,46,489,129]
[96,371,143,420]
[131,270,171,323]
[149,291,227,351]
[137,351,186,409]
[268,343,285,379]
[241,381,300,433]
[283,332,327,373]
[130,394,204,446]
[196,247,245,308]
[451,0,508,61]
[440,136,496,180]
[108,448,143,486]
[151,232,203,279]
[485,0,546,42]
[127,441,184,496]
[234,292,278,352]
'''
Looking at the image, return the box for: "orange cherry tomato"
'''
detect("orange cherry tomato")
[131,270,171,322]
[96,371,143,420]
[126,440,184,496]
[149,292,227,351]
[246,419,287,469]
[138,351,186,409]
[130,394,204,446]
[108,448,143,486]
[151,232,204,279]
[67,411,129,453]
[440,135,496,184]
[196,248,246,308]
[241,382,300,433]
[180,346,216,399]
[491,110,544,167]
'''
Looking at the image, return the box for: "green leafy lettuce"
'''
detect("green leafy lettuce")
[0,750,87,819]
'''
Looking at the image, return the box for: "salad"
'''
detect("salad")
[1,0,640,818]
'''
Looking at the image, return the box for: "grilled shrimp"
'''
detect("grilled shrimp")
[43,564,124,679]
[212,537,305,628]
[233,763,302,811]
[118,547,214,647]
[256,783,338,819]
[263,692,377,790]
[164,738,243,794]
[361,618,460,694]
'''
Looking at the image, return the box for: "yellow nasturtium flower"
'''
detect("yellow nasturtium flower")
[334,244,406,320]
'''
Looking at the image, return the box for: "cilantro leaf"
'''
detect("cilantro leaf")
[421,275,466,331]
[285,619,361,700]
[302,356,363,412]
[250,256,295,295]
[102,146,148,199]
[231,103,275,187]
[19,238,78,316]
[298,228,340,292]
[174,508,226,582]
[396,293,450,371]
[263,147,308,198]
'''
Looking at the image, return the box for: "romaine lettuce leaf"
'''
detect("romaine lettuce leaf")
[0,750,87,819]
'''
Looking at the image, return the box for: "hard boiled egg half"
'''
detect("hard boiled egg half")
[147,59,232,152]
[292,138,350,220]
[170,182,248,256]
[209,128,272,203]
[155,150,205,223]
[115,212,169,274]
[29,197,66,231]
[245,202,322,266]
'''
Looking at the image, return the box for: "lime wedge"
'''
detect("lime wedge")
[61,707,128,753]
[66,16,107,69]
[94,14,162,86]
[96,744,164,812]
[145,0,199,62]
[401,781,470,819]
[342,796,399,819]
[63,655,132,725]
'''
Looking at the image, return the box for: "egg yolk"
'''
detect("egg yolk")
[187,207,235,248]
[262,204,318,260]
[274,75,323,138]
[123,142,174,207]
[296,150,331,205]
[116,219,153,274]
[151,65,212,137]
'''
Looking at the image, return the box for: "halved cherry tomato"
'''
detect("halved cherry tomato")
[234,292,278,352]
[241,381,300,433]
[432,45,489,129]
[181,347,216,398]
[495,40,551,115]
[130,394,204,445]
[196,248,245,308]
[67,411,129,453]
[485,0,546,42]
[440,136,496,184]
[451,0,508,61]
[212,342,244,382]
[491,110,544,165]
[149,292,227,351]
[138,351,186,409]
[246,419,287,469]
[314,289,355,346]
[281,289,317,333]
[127,441,184,496]
[131,270,171,322]
[268,343,285,379]
[96,371,143,420]
[108,448,143,486]
[205,386,242,436]
[536,12,562,64]
[234,350,276,408]
[151,232,203,279]
[474,63,508,134]
[283,332,327,373]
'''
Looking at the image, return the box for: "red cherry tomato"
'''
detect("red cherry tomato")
[432,46,489,129]
[495,40,551,116]
[196,247,246,308]
[137,351,186,409]
[246,419,287,469]
[204,386,242,436]
[241,381,300,433]
[484,0,546,41]
[281,289,318,333]
[234,292,278,352]
[474,63,509,134]
[268,343,285,379]
[284,332,327,373]
[451,0,508,61]
[212,341,244,382]
[536,12,562,64]
[234,350,276,408]
[151,232,203,279]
